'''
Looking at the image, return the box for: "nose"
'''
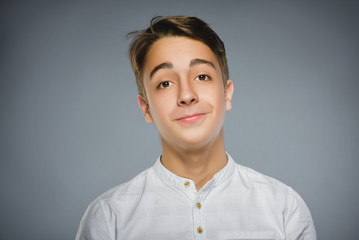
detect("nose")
[177,80,198,106]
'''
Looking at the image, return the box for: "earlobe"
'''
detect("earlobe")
[224,80,234,111]
[137,95,153,123]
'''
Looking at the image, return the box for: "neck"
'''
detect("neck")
[160,128,228,191]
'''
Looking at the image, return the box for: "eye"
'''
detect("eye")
[157,81,172,89]
[195,74,211,81]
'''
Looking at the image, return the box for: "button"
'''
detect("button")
[196,202,202,209]
[184,181,190,187]
[197,226,203,234]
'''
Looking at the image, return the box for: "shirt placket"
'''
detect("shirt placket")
[182,180,212,240]
[193,191,207,240]
[181,179,206,240]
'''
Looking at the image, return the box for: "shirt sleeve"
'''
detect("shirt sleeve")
[75,199,112,240]
[285,188,317,240]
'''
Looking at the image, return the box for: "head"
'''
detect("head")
[128,16,229,99]
[127,16,234,150]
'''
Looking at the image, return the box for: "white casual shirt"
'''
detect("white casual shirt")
[76,154,316,240]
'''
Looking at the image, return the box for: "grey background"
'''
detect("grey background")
[1,1,358,239]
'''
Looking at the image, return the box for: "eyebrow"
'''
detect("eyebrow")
[189,58,216,69]
[149,62,173,79]
[149,58,216,80]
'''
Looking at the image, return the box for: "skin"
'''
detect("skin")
[138,36,234,191]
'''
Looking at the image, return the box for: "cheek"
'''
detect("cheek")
[148,94,173,122]
[202,87,225,106]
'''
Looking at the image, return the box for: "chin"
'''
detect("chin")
[177,129,223,149]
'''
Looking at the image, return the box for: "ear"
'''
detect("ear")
[137,95,153,123]
[224,80,234,111]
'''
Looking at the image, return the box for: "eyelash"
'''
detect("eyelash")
[157,81,172,89]
[156,74,211,89]
[195,74,212,81]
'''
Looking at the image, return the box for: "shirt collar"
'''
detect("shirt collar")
[153,153,235,192]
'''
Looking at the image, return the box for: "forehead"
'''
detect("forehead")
[143,36,220,74]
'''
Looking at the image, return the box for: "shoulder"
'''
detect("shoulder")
[84,166,154,219]
[234,162,292,192]
[76,167,154,240]
[232,161,316,238]
[95,166,154,204]
[232,161,309,210]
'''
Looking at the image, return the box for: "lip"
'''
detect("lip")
[177,113,206,124]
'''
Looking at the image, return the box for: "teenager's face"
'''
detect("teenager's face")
[138,36,233,149]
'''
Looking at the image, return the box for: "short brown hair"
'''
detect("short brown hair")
[128,16,230,98]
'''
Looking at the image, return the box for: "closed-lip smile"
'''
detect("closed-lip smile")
[177,113,206,124]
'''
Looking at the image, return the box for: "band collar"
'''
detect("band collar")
[153,153,235,193]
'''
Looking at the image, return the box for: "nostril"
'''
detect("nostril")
[180,98,196,105]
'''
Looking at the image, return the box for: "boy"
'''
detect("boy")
[76,16,316,240]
